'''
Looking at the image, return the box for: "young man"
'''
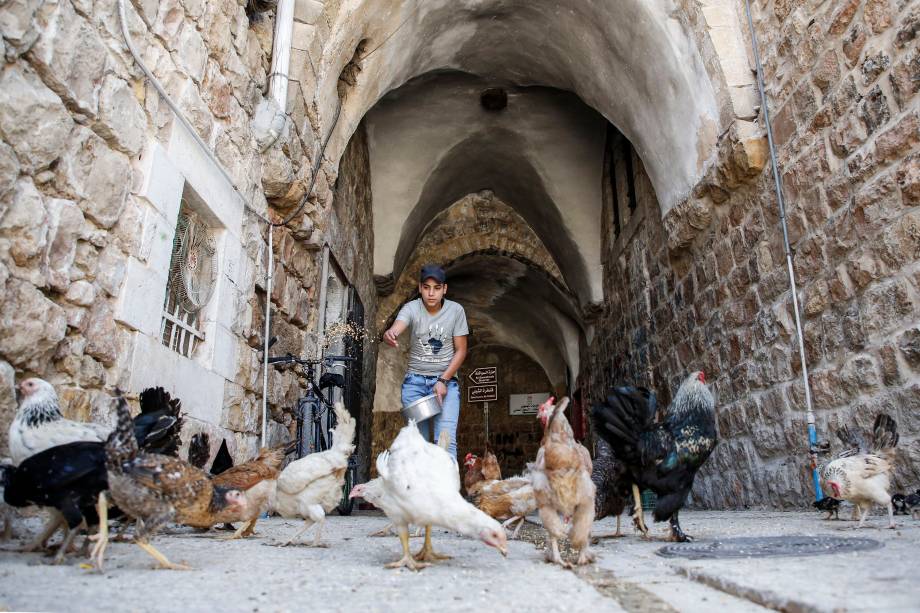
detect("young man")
[383,264,468,457]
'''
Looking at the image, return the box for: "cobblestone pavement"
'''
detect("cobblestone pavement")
[0,510,917,612]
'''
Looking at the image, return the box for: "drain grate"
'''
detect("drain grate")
[657,535,883,559]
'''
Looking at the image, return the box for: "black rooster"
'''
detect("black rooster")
[592,371,716,542]
[1,441,108,563]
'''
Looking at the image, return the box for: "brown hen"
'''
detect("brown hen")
[92,396,246,570]
[531,396,596,567]
[209,444,290,538]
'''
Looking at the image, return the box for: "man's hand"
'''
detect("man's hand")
[383,329,399,347]
[383,321,407,348]
[434,380,447,404]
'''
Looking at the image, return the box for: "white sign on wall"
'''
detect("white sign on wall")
[509,393,550,416]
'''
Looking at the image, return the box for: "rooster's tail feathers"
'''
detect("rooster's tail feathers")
[591,387,654,448]
[872,413,899,452]
[106,394,139,465]
[331,402,356,455]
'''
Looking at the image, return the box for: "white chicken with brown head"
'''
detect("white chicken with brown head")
[9,378,109,465]
[376,421,508,571]
[822,413,899,529]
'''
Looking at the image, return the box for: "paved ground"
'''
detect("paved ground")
[0,509,917,612]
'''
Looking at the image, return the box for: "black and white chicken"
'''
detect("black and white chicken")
[9,379,109,465]
[592,371,717,542]
[9,379,183,466]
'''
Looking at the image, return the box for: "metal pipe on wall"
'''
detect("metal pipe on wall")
[261,228,275,446]
[741,0,823,500]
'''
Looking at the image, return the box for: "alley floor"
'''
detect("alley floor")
[0,510,917,612]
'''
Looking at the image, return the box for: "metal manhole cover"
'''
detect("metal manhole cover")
[656,535,883,559]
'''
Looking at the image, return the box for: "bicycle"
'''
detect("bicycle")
[266,352,358,515]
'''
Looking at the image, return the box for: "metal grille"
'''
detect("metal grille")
[161,288,204,357]
[161,207,205,358]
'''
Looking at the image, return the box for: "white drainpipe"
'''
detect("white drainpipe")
[270,0,295,107]
[254,0,294,151]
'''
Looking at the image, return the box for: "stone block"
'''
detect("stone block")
[55,126,132,229]
[0,0,43,58]
[858,85,891,135]
[860,279,916,338]
[812,51,840,92]
[897,154,919,202]
[863,0,892,33]
[96,75,147,156]
[172,23,208,83]
[0,360,15,452]
[84,300,117,365]
[43,198,84,292]
[0,65,73,172]
[860,49,891,86]
[96,246,127,297]
[889,50,920,110]
[841,26,868,68]
[828,0,861,35]
[0,141,20,199]
[114,257,167,337]
[0,177,49,269]
[896,8,919,48]
[0,278,66,369]
[875,111,919,163]
[854,173,903,228]
[27,0,107,116]
[897,327,920,370]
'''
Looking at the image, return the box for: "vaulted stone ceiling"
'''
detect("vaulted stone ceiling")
[326,0,723,219]
[365,72,605,304]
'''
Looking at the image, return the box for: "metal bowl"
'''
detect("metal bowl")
[402,393,442,423]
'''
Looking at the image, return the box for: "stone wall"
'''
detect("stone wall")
[582,0,920,508]
[0,0,372,468]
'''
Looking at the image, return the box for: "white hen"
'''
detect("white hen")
[9,378,109,465]
[376,421,508,570]
[822,413,899,528]
[270,402,355,546]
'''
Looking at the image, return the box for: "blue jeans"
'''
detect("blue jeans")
[401,373,460,458]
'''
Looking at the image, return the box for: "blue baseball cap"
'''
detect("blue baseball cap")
[420,264,446,284]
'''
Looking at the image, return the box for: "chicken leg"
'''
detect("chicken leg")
[539,507,567,567]
[414,526,451,562]
[668,511,692,542]
[385,526,430,571]
[51,520,85,565]
[90,492,109,571]
[221,518,258,541]
[631,484,649,536]
[18,510,65,553]
[136,540,191,570]
[592,515,625,543]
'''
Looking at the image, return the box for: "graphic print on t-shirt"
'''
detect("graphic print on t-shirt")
[418,323,447,359]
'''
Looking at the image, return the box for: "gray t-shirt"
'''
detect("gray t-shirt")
[396,298,469,376]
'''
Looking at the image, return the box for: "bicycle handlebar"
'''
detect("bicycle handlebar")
[266,354,356,365]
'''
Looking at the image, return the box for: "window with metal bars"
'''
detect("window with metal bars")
[161,200,209,358]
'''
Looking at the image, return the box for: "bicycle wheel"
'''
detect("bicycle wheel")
[337,462,356,515]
